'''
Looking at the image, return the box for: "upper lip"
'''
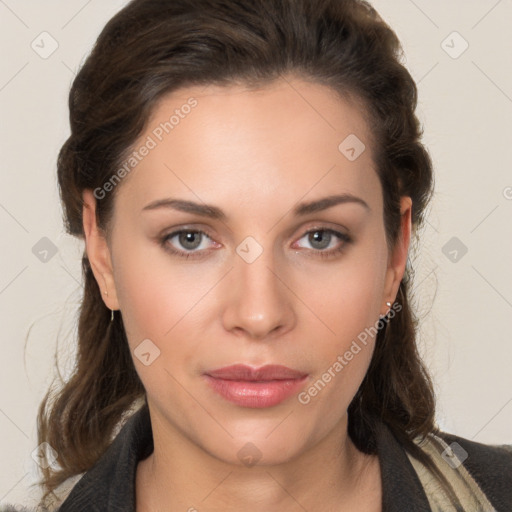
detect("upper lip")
[205,364,307,381]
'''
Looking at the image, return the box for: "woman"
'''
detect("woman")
[6,0,511,510]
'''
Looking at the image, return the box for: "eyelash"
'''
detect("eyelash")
[160,227,353,260]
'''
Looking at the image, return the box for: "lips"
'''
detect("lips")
[205,364,307,381]
[203,364,308,408]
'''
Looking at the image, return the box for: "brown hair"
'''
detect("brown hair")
[38,0,460,507]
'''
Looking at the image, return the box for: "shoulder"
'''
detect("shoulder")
[437,430,512,506]
[410,428,512,511]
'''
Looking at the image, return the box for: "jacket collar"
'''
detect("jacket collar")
[374,420,431,511]
[59,403,431,511]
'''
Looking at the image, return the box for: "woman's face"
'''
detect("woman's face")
[85,76,411,466]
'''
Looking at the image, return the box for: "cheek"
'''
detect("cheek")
[292,243,387,407]
[296,252,386,348]
[111,243,206,397]
[114,266,165,343]
[111,235,194,346]
[297,275,380,420]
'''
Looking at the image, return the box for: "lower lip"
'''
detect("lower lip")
[203,375,308,408]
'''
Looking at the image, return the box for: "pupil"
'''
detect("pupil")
[310,230,330,249]
[180,232,200,249]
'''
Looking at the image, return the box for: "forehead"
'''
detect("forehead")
[115,77,380,216]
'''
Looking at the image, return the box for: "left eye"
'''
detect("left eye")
[295,229,350,251]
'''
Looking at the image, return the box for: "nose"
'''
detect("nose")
[221,247,296,340]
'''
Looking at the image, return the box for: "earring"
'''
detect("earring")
[379,301,393,320]
[103,289,114,321]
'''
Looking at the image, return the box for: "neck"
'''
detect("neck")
[136,409,382,512]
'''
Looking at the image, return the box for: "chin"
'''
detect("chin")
[198,426,312,469]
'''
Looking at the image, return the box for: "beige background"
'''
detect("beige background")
[1,0,511,506]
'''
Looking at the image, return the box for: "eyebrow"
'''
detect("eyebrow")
[141,193,371,220]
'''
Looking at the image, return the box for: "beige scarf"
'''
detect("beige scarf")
[407,433,500,511]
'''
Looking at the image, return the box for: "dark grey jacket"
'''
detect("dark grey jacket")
[4,403,512,511]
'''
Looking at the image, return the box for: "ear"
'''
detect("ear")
[82,189,120,311]
[381,196,412,315]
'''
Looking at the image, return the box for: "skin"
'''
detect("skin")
[82,75,412,512]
